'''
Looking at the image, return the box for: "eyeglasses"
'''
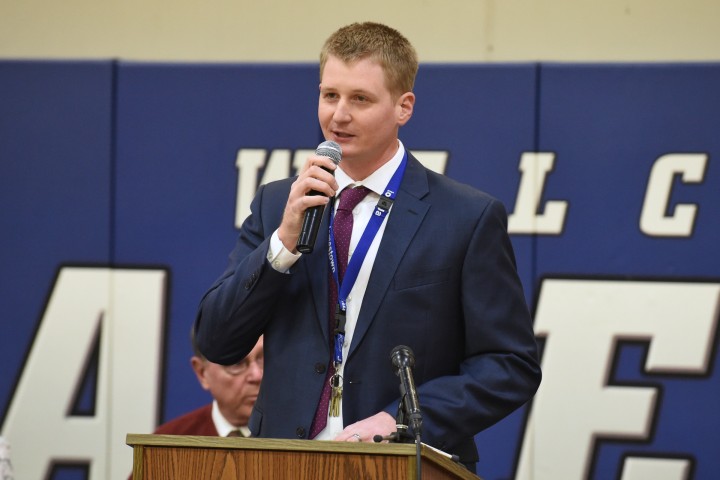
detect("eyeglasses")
[222,356,264,376]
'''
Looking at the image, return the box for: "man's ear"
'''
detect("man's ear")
[397,92,415,126]
[190,356,211,391]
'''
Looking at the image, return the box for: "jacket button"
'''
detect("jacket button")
[314,363,326,374]
[244,272,259,290]
[296,427,306,438]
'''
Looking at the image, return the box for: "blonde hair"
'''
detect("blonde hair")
[320,22,418,97]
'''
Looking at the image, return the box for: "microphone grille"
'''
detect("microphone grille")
[316,141,342,165]
[390,345,415,368]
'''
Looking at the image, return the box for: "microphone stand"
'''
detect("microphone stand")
[383,394,422,480]
[394,396,413,443]
[382,346,425,480]
[402,396,422,480]
[373,396,414,444]
[377,396,462,473]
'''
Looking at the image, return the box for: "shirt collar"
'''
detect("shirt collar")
[335,140,406,197]
[211,400,250,437]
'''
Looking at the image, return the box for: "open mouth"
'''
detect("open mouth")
[333,130,354,139]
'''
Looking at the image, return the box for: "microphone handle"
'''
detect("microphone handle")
[296,165,334,254]
[296,203,325,254]
[400,365,423,436]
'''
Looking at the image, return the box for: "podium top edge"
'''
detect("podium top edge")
[126,433,415,455]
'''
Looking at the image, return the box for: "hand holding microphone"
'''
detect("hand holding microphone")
[295,141,342,254]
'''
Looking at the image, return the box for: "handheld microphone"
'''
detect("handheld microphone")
[390,345,423,439]
[296,141,342,254]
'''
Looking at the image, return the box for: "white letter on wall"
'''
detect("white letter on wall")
[639,153,707,237]
[508,152,568,234]
[236,147,452,228]
[517,278,719,479]
[235,149,267,228]
[412,150,449,174]
[1,267,167,480]
[235,149,294,227]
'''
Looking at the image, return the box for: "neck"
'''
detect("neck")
[342,141,400,181]
[342,158,391,182]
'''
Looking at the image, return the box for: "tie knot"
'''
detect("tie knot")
[337,186,370,213]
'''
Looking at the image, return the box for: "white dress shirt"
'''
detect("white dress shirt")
[212,400,251,438]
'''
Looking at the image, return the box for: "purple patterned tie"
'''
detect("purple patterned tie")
[309,186,370,438]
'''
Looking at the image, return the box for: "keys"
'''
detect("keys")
[329,373,343,417]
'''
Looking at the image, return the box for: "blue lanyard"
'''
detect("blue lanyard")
[327,151,407,365]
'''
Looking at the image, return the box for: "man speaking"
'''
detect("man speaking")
[195,21,541,474]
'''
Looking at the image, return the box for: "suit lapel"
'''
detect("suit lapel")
[348,154,430,358]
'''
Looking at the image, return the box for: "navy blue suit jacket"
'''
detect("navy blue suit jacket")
[195,153,541,464]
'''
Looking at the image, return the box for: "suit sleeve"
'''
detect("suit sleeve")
[194,182,291,365]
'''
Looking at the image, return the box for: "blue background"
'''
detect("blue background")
[1,60,718,479]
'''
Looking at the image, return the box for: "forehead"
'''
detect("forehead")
[320,55,389,93]
[247,337,264,357]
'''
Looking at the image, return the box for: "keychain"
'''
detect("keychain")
[329,373,343,417]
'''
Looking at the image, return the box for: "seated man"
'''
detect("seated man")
[155,332,264,437]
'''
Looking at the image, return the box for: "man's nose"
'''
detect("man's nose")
[246,361,263,381]
[333,99,351,122]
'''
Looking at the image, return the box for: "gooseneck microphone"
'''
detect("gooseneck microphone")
[390,345,423,439]
[296,141,342,254]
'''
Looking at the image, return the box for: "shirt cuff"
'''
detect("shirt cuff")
[268,230,301,273]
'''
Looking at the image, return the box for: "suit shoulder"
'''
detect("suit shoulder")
[424,167,505,214]
[258,176,295,197]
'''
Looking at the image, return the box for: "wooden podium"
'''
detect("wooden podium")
[126,434,481,480]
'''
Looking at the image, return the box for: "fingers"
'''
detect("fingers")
[335,412,396,443]
[300,156,339,196]
[303,154,339,175]
[336,431,364,442]
[277,155,338,252]
[290,155,338,206]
